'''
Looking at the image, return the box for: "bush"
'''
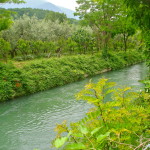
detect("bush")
[0,38,11,61]
[0,51,145,102]
[0,63,27,101]
[52,78,150,150]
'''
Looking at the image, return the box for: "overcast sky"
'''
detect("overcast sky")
[46,0,78,10]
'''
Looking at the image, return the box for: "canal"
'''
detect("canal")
[0,63,148,150]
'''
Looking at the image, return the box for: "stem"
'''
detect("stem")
[84,134,96,150]
[66,128,78,143]
[122,91,126,108]
[134,139,150,150]
[93,89,107,126]
[109,139,135,149]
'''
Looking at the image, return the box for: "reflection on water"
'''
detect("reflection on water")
[0,63,148,150]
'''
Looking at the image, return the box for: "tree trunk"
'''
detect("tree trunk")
[123,33,128,52]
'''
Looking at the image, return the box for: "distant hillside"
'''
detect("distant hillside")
[36,2,62,13]
[59,7,76,19]
[1,0,77,19]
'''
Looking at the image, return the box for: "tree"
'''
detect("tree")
[71,28,94,54]
[124,0,150,30]
[124,0,150,67]
[1,15,74,58]
[75,0,127,56]
[45,11,67,23]
[112,16,136,52]
[0,0,24,3]
[0,38,11,61]
[0,0,25,31]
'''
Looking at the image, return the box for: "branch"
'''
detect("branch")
[134,139,150,150]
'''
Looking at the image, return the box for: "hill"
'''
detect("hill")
[1,0,77,19]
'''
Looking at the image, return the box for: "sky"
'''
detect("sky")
[46,0,78,10]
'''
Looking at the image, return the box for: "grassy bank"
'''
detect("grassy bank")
[0,51,145,102]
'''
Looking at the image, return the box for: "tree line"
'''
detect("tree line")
[0,0,149,62]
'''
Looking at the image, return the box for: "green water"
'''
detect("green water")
[0,63,148,150]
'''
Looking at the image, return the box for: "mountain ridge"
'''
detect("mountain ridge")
[1,0,77,19]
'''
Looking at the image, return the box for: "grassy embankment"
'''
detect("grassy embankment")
[0,51,145,102]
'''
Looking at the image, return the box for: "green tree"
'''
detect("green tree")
[8,8,51,19]
[1,15,75,58]
[16,39,30,59]
[72,28,94,54]
[45,11,67,23]
[0,0,25,31]
[112,16,136,52]
[124,0,150,67]
[75,0,124,56]
[0,38,11,61]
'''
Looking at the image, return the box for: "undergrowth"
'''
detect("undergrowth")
[0,51,145,102]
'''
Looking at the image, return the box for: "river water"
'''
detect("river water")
[0,63,148,150]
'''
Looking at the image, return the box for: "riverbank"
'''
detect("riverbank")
[0,51,145,102]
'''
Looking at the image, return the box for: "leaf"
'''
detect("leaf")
[123,87,131,92]
[84,96,99,104]
[54,137,68,148]
[91,127,101,135]
[105,89,115,95]
[79,125,89,134]
[67,131,72,137]
[97,132,110,142]
[105,82,116,89]
[66,143,86,149]
[73,133,84,137]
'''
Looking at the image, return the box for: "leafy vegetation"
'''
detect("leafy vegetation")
[0,0,147,103]
[0,0,25,31]
[0,1,149,149]
[123,0,150,70]
[51,1,150,149]
[0,51,145,102]
[122,0,150,93]
[52,78,150,150]
[0,0,148,61]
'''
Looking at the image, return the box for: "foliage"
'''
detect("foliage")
[0,62,27,101]
[0,16,96,58]
[0,51,145,102]
[75,0,132,56]
[0,15,78,58]
[112,16,136,52]
[0,0,148,61]
[124,0,150,31]
[52,78,150,150]
[0,38,11,61]
[0,4,146,59]
[71,28,95,54]
[1,14,143,59]
[45,11,67,23]
[7,8,64,20]
[0,0,24,3]
[123,0,150,68]
[6,8,79,24]
[0,0,25,31]
[0,9,12,31]
[2,15,74,42]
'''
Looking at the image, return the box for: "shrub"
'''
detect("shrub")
[0,63,26,101]
[0,38,11,61]
[0,51,145,102]
[52,78,150,150]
